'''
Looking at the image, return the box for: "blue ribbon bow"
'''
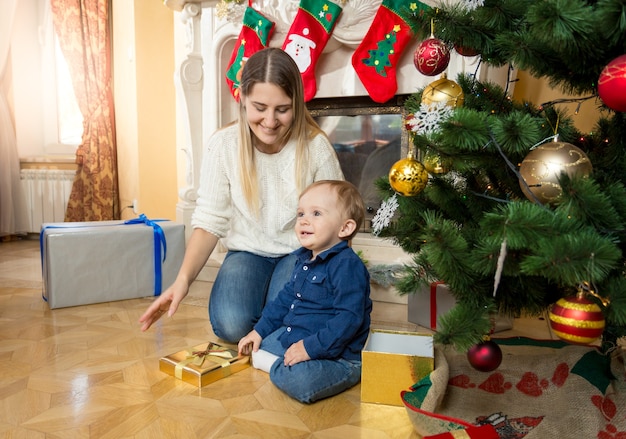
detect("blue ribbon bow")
[124,214,168,295]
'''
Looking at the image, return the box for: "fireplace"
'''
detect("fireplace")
[164,0,510,297]
[307,94,410,231]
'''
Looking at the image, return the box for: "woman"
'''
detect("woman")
[139,48,344,342]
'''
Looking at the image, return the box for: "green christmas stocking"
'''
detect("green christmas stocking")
[225,6,275,101]
[281,0,343,101]
[351,0,427,103]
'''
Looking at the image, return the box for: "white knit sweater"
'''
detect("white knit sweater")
[191,124,344,257]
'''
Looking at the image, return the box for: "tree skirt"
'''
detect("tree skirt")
[402,337,626,438]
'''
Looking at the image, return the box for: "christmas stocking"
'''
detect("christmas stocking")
[281,0,343,101]
[352,0,428,103]
[225,6,275,101]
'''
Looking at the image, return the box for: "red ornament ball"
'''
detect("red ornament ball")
[598,54,626,112]
[414,37,450,76]
[454,44,478,57]
[549,295,605,345]
[467,340,502,372]
[404,113,415,131]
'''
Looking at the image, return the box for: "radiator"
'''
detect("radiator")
[20,168,75,233]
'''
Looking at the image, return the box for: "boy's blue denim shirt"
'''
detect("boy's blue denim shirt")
[254,240,372,361]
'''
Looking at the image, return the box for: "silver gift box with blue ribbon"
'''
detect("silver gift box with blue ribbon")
[40,216,185,309]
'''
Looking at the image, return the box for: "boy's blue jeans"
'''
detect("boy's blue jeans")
[209,250,297,343]
[260,327,362,404]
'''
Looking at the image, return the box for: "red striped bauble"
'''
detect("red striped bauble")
[548,295,605,344]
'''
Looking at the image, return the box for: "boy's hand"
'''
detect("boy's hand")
[238,330,262,356]
[284,340,310,366]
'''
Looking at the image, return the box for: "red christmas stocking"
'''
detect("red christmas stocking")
[225,6,275,101]
[352,0,428,103]
[281,0,343,101]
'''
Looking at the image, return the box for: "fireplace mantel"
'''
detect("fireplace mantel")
[165,0,511,296]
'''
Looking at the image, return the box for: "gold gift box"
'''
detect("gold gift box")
[361,330,434,406]
[159,341,250,387]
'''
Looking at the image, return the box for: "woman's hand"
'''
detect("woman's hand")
[138,278,189,331]
[139,228,219,331]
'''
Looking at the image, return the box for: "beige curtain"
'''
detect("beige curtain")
[0,0,30,237]
[50,0,119,221]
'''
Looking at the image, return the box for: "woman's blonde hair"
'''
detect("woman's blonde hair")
[237,47,326,215]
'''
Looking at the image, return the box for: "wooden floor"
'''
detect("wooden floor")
[0,237,552,438]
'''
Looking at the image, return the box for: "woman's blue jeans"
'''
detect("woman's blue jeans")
[208,250,297,343]
[260,327,362,404]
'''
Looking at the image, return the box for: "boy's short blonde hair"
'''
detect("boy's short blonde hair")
[300,180,365,240]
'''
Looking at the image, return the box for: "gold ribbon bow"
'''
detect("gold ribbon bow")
[174,342,234,379]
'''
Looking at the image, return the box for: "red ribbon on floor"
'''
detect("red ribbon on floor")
[423,424,499,438]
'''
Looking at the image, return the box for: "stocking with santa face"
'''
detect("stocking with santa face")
[281,0,343,101]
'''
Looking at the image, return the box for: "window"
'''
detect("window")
[53,37,83,145]
[41,1,83,154]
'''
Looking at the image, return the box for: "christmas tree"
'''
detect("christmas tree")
[374,0,626,355]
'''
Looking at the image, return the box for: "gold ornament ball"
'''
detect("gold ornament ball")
[519,141,592,204]
[421,75,464,108]
[422,151,450,174]
[389,156,429,196]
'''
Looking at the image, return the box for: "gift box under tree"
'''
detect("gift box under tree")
[408,281,513,332]
[361,329,434,406]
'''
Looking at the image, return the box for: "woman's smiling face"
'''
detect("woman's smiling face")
[243,82,294,154]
